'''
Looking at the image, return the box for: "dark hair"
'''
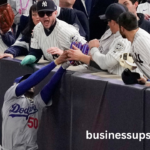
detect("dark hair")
[129,0,139,4]
[118,12,138,31]
[22,4,38,37]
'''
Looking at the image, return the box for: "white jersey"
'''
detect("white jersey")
[99,29,114,54]
[2,84,52,150]
[137,2,150,15]
[90,31,132,75]
[31,19,86,61]
[131,28,150,79]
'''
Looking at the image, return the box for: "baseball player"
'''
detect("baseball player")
[67,3,145,78]
[21,0,86,66]
[2,52,70,150]
[118,12,150,79]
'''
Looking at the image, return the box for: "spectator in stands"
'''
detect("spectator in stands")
[15,0,89,40]
[137,0,150,17]
[8,0,37,38]
[54,0,89,40]
[67,3,144,78]
[89,0,116,40]
[0,4,40,59]
[73,0,88,17]
[118,0,150,33]
[20,0,86,66]
[14,0,38,39]
[8,0,21,35]
[118,12,150,80]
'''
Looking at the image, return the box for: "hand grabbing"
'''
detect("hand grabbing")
[47,47,63,56]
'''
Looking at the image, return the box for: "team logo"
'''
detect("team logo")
[42,1,47,7]
[9,103,38,120]
[115,42,124,51]
[135,53,143,66]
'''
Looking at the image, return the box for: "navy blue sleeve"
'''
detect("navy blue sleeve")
[4,35,30,57]
[16,61,56,96]
[5,46,28,57]
[29,47,43,63]
[1,31,15,47]
[41,66,66,105]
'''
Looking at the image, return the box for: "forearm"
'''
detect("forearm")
[1,31,15,47]
[41,66,66,104]
[80,54,91,65]
[5,46,28,57]
[29,48,43,63]
[91,47,118,70]
[16,61,57,96]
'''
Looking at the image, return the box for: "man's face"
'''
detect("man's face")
[39,11,57,29]
[119,26,127,38]
[108,20,116,34]
[118,0,138,14]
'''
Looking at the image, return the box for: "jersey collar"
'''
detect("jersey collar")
[44,20,57,36]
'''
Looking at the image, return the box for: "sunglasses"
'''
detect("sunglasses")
[38,11,53,17]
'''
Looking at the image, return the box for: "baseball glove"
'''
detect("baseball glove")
[0,3,14,34]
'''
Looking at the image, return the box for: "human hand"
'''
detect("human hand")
[55,51,68,65]
[88,39,100,50]
[144,14,150,20]
[67,45,84,61]
[138,77,147,85]
[0,53,13,59]
[47,47,63,56]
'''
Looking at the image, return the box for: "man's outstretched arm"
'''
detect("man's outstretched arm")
[40,62,70,104]
[16,52,68,97]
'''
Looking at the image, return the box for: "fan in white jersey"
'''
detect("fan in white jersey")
[118,12,150,82]
[137,0,150,16]
[67,3,144,77]
[2,52,70,150]
[21,0,86,66]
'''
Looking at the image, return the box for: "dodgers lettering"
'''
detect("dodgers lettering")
[9,103,38,120]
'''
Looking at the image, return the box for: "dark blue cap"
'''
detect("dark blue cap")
[37,0,57,12]
[100,3,128,22]
[14,74,31,84]
[122,69,141,85]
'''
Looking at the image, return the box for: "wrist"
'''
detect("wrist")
[58,50,63,55]
[54,59,59,65]
[81,54,91,65]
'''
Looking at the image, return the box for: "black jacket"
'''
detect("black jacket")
[138,13,150,33]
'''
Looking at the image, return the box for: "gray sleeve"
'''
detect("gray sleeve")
[4,84,18,103]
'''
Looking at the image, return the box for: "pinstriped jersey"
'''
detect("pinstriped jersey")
[131,28,150,79]
[99,29,114,54]
[31,19,86,61]
[104,31,131,75]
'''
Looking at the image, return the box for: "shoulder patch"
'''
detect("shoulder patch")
[115,42,125,51]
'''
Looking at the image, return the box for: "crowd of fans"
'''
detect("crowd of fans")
[0,0,150,84]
